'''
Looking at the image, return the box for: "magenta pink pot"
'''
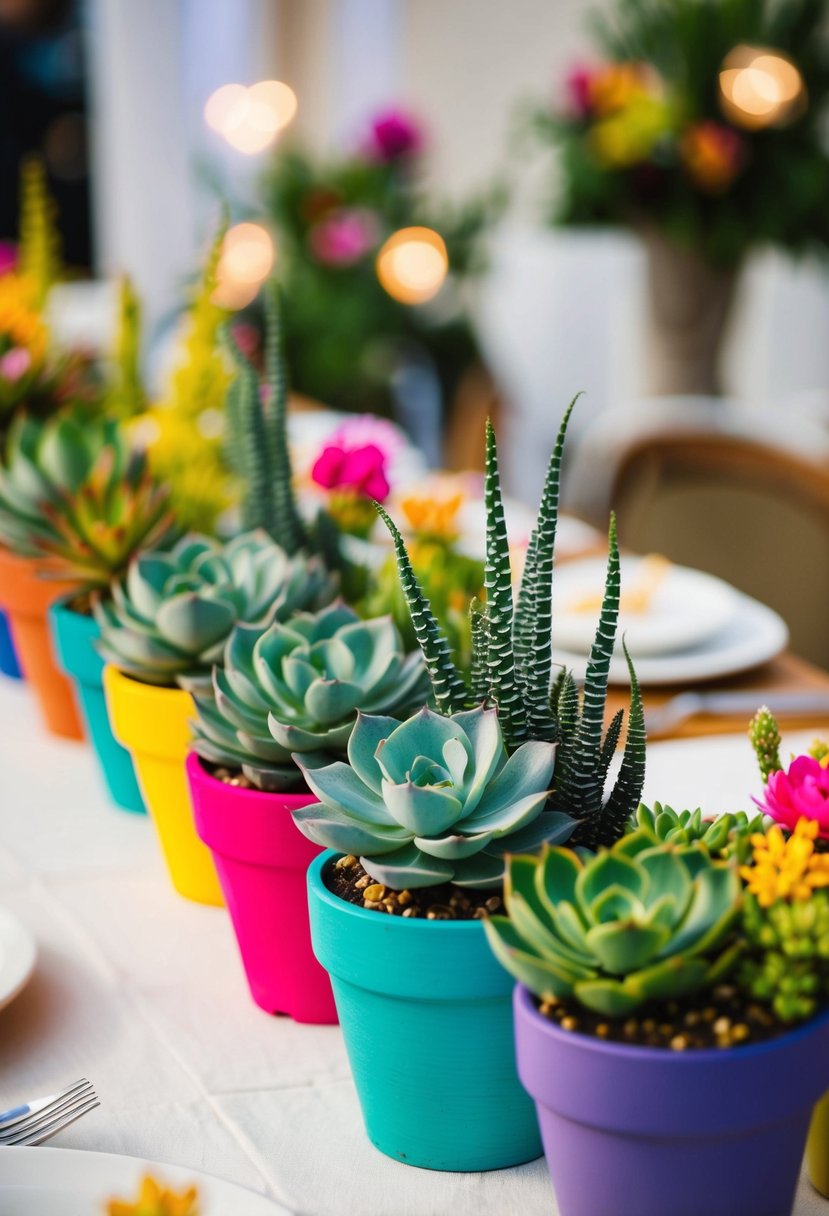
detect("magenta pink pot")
[187,753,337,1024]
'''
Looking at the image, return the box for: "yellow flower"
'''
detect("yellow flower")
[399,487,464,541]
[106,1174,199,1216]
[590,96,673,168]
[0,272,49,365]
[589,63,658,116]
[739,818,829,908]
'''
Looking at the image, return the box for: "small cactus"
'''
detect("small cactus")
[749,705,782,784]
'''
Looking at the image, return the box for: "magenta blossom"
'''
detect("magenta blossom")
[564,65,596,118]
[308,208,379,266]
[753,754,829,839]
[0,242,17,276]
[312,441,390,502]
[0,347,31,381]
[364,108,423,161]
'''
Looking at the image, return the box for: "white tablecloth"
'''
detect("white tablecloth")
[0,674,825,1215]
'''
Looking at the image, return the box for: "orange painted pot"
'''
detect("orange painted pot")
[0,548,83,739]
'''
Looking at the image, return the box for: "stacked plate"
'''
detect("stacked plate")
[551,556,789,686]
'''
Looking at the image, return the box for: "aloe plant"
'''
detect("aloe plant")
[191,602,428,791]
[293,704,574,888]
[377,400,646,848]
[95,531,335,688]
[485,833,742,1017]
[0,411,173,590]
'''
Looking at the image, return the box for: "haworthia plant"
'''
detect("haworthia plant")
[377,398,646,848]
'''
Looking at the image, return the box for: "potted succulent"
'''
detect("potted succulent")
[487,798,829,1216]
[0,160,98,680]
[293,400,646,1171]
[96,531,333,904]
[98,285,341,904]
[187,601,426,1022]
[0,411,171,747]
[746,708,829,1201]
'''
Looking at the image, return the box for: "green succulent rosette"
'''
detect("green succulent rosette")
[485,831,742,1017]
[95,530,336,688]
[631,802,765,860]
[0,411,172,589]
[293,704,573,889]
[191,602,429,791]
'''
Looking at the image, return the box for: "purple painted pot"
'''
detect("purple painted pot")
[514,984,829,1216]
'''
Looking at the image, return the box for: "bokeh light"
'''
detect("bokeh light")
[719,46,806,130]
[213,223,275,310]
[376,226,449,305]
[203,80,298,155]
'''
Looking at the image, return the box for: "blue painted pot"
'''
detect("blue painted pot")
[307,851,543,1171]
[0,608,22,679]
[49,599,145,813]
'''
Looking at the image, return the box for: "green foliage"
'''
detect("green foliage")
[105,277,146,420]
[485,835,742,1016]
[748,705,783,783]
[293,704,573,888]
[532,0,829,265]
[19,157,60,308]
[259,141,503,415]
[95,531,335,688]
[741,890,829,1023]
[632,802,765,859]
[0,411,172,591]
[377,401,646,848]
[191,603,428,791]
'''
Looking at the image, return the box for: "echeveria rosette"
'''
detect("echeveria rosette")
[293,705,573,889]
[0,412,173,589]
[484,832,742,1018]
[191,603,429,792]
[95,530,336,689]
[753,754,829,840]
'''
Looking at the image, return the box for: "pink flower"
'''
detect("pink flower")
[564,65,596,118]
[308,208,379,266]
[0,242,18,276]
[753,754,829,839]
[330,414,404,457]
[0,347,31,381]
[364,108,423,161]
[311,441,390,502]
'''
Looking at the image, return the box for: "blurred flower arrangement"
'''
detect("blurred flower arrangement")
[0,159,97,437]
[532,0,829,267]
[259,107,504,419]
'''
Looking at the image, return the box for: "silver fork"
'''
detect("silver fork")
[0,1079,99,1146]
[645,691,829,739]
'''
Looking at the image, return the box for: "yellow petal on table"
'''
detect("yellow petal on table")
[106,1173,200,1216]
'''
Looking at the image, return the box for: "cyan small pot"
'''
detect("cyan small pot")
[514,984,829,1216]
[49,599,145,813]
[0,608,22,679]
[307,851,542,1172]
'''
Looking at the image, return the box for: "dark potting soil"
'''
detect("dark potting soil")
[538,984,791,1051]
[327,854,502,921]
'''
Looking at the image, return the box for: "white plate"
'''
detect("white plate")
[0,907,36,1012]
[551,557,740,657]
[0,1147,290,1215]
[552,592,789,687]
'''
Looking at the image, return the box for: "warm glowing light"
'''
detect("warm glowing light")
[213,223,275,310]
[719,46,806,130]
[203,80,298,155]
[376,227,449,305]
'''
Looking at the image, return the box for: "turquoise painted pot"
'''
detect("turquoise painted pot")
[0,608,22,679]
[49,599,145,813]
[307,851,543,1171]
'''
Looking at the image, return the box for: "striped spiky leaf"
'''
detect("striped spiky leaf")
[598,708,624,784]
[482,420,527,749]
[595,641,646,848]
[470,597,491,704]
[513,530,537,690]
[376,503,469,714]
[263,281,307,555]
[550,514,621,822]
[521,395,579,740]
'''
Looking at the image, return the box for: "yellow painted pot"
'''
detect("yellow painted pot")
[807,1090,829,1197]
[103,665,223,907]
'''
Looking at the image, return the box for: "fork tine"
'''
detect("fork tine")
[0,1084,96,1144]
[0,1079,91,1131]
[1,1091,99,1146]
